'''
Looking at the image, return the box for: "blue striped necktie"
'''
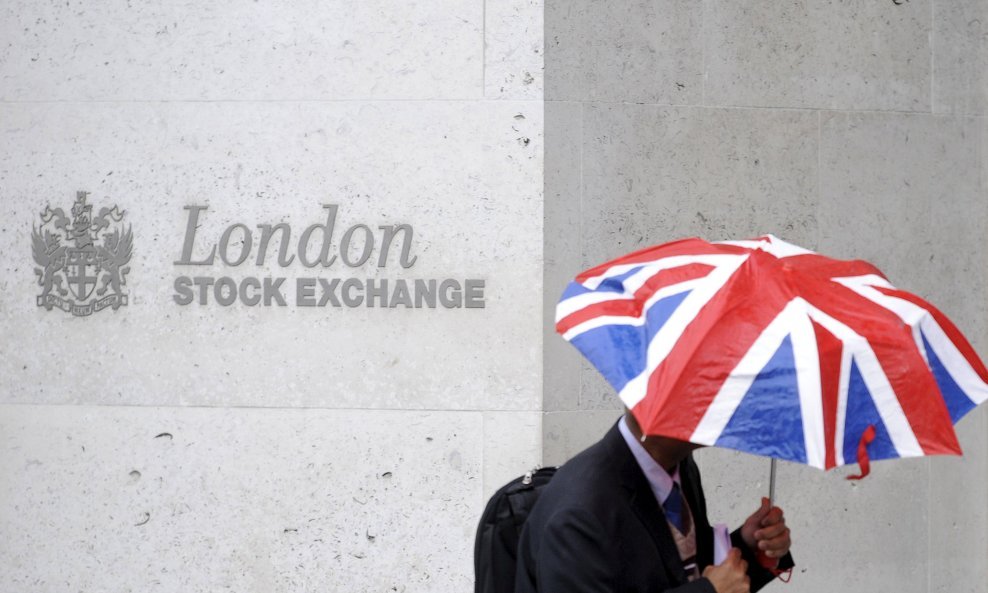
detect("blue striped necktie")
[664,482,686,533]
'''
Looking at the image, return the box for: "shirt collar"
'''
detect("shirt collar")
[618,416,680,504]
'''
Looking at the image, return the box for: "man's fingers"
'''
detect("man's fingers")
[756,528,791,556]
[725,547,747,571]
[753,497,771,519]
[758,506,784,527]
[704,551,751,593]
[754,521,787,540]
[757,528,790,547]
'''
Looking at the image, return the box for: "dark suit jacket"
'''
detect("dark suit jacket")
[515,423,791,593]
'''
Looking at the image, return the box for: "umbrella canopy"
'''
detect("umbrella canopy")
[556,235,988,474]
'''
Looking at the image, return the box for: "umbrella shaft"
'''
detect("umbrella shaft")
[768,458,777,505]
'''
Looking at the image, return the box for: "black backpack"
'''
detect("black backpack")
[474,466,558,593]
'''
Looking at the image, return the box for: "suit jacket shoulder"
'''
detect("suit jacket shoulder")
[515,423,716,593]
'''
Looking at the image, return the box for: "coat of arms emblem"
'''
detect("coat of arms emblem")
[32,191,132,316]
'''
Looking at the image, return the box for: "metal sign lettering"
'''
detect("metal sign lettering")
[172,204,486,309]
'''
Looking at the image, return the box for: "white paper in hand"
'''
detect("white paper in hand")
[712,523,731,565]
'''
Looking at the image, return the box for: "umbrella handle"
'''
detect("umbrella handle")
[759,458,792,582]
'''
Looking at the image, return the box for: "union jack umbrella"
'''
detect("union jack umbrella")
[555,235,988,479]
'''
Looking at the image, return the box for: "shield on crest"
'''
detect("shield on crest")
[65,247,99,301]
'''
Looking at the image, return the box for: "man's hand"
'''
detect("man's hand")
[702,548,750,593]
[740,497,791,563]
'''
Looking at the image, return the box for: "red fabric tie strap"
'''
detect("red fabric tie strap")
[755,550,793,582]
[846,424,877,481]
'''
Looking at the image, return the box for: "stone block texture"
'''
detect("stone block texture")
[703,0,932,111]
[0,0,485,101]
[933,0,988,115]
[486,0,544,100]
[0,406,484,593]
[1,2,544,593]
[545,0,703,104]
[545,2,988,592]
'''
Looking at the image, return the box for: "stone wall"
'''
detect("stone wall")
[544,2,988,592]
[3,1,986,591]
[0,2,543,591]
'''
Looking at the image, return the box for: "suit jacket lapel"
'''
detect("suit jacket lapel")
[604,425,689,585]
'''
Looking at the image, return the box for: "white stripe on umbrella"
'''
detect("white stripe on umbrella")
[560,278,706,341]
[836,275,988,408]
[834,332,854,467]
[802,302,858,467]
[688,299,827,469]
[714,235,815,259]
[555,254,747,322]
[851,347,924,458]
[619,255,749,410]
[803,302,924,461]
[920,317,988,406]
[790,301,827,470]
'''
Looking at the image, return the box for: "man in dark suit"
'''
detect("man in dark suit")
[515,412,793,593]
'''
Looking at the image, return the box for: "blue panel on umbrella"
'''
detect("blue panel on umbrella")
[561,266,645,300]
[715,335,807,464]
[921,332,976,423]
[644,290,690,346]
[842,360,897,463]
[570,290,689,393]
